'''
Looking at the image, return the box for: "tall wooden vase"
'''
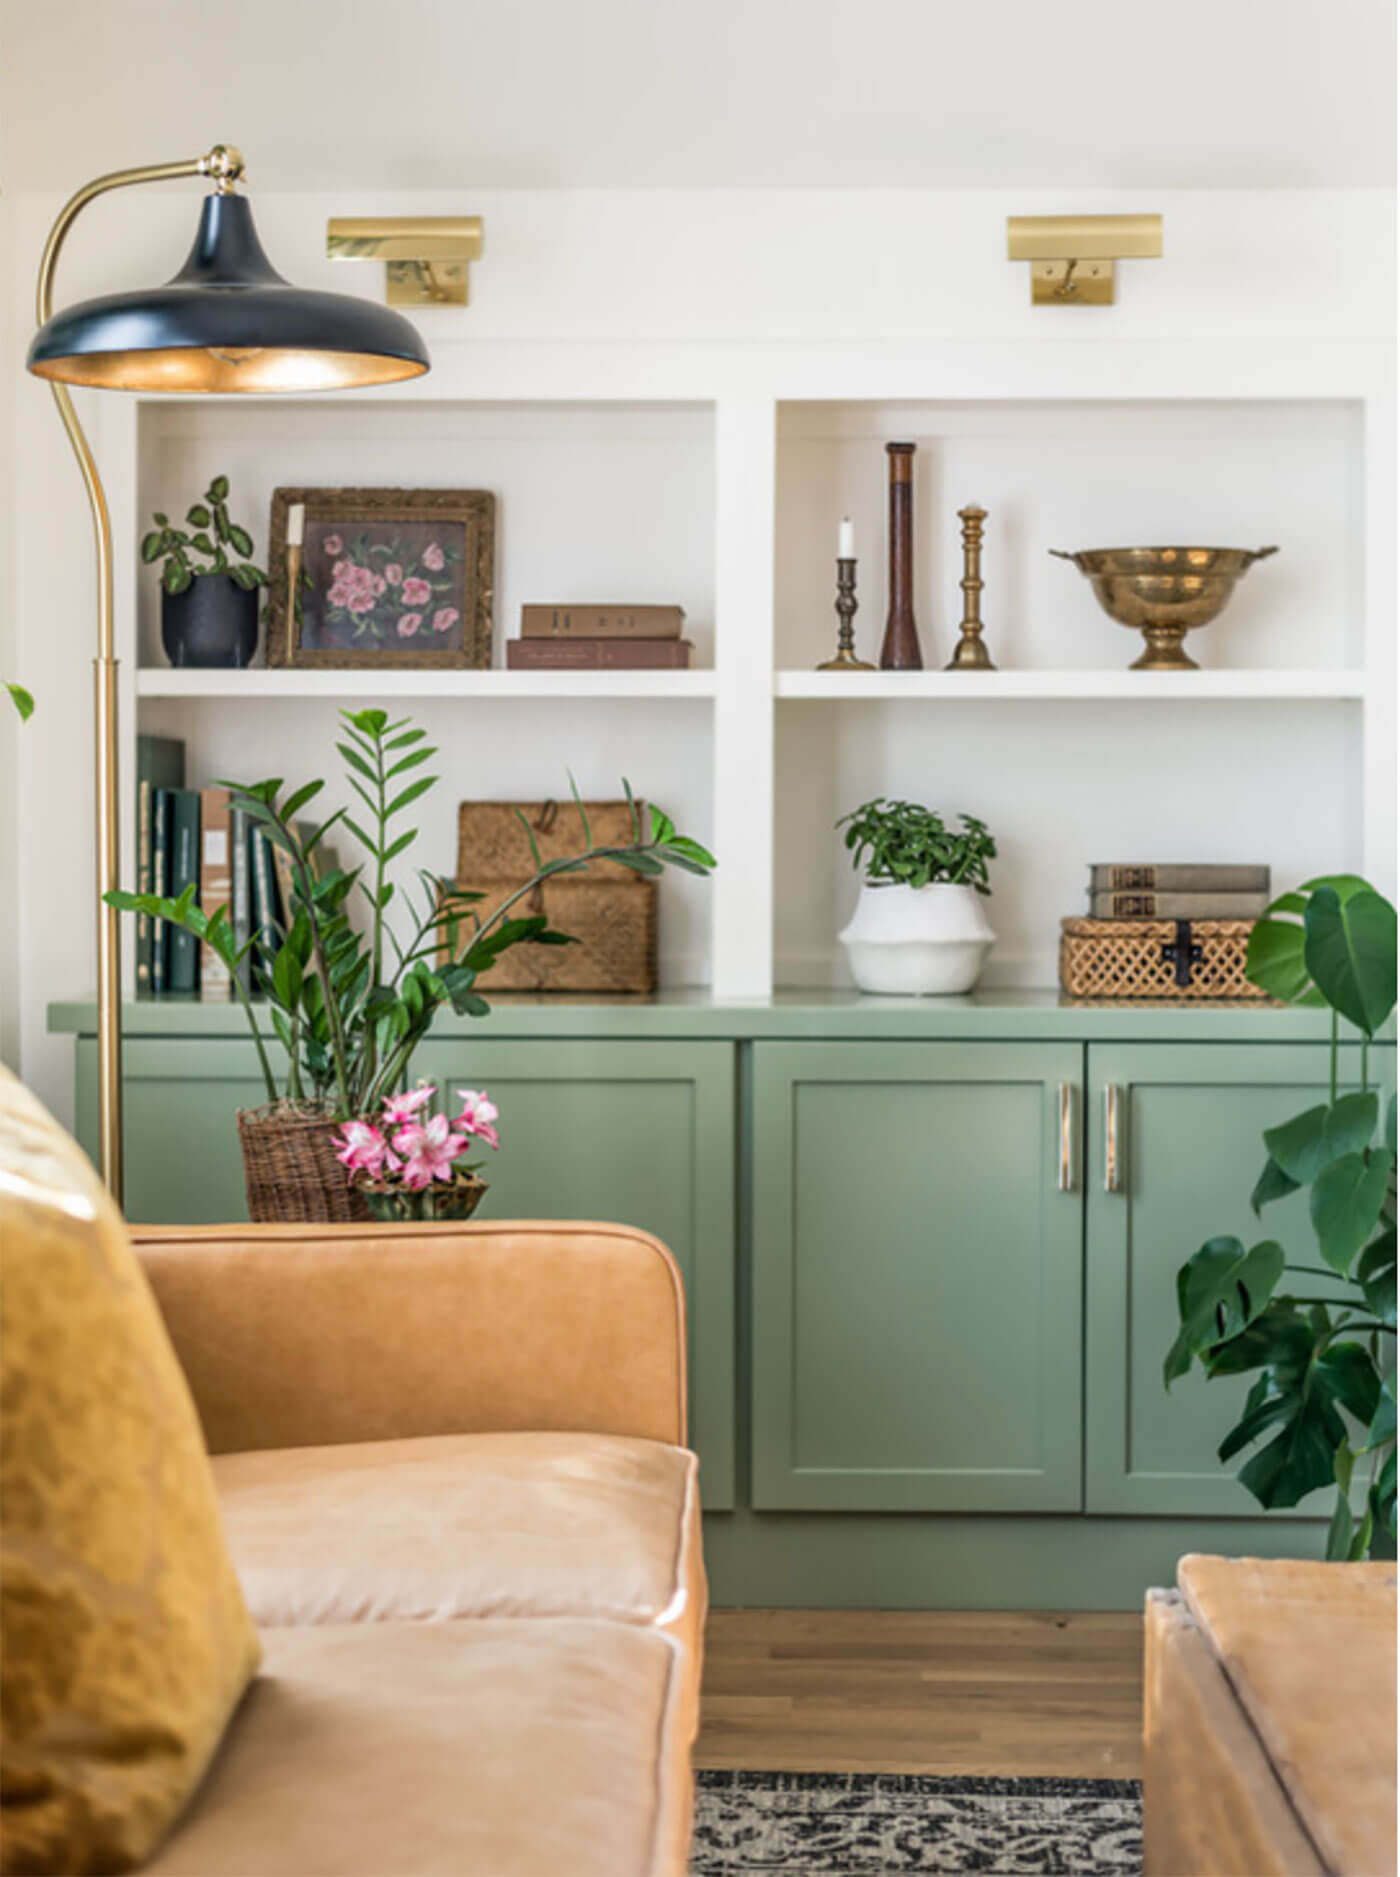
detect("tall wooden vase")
[880,441,923,669]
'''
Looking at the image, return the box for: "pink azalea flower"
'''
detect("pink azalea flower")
[422,541,445,572]
[397,613,423,637]
[431,607,460,633]
[323,533,343,556]
[454,1088,500,1150]
[333,1119,401,1180]
[381,1083,435,1127]
[401,576,432,606]
[393,1113,469,1189]
[384,563,403,586]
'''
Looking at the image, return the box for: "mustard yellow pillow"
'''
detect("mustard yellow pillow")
[0,1069,260,1874]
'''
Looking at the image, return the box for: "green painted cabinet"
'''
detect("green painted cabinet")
[77,1034,737,1510]
[750,1041,1085,1512]
[1085,1041,1396,1518]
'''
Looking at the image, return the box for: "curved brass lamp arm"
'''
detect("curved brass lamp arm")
[36,144,242,1203]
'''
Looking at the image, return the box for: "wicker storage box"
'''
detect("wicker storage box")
[1060,916,1268,1002]
[454,801,657,994]
[443,873,657,994]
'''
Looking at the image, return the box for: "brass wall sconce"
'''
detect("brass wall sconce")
[1006,213,1162,305]
[327,216,484,306]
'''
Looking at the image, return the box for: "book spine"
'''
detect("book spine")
[1089,864,1270,893]
[520,604,684,640]
[231,808,253,997]
[199,788,234,1001]
[1089,890,1270,920]
[151,789,173,994]
[506,637,694,670]
[249,829,283,993]
[168,791,201,994]
[136,776,153,992]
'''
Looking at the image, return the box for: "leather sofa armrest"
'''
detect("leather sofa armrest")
[132,1221,688,1456]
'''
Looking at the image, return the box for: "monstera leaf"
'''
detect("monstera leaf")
[1246,875,1372,1006]
[1303,886,1397,1038]
[1164,1237,1284,1386]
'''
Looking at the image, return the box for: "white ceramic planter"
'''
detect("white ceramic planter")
[838,881,996,995]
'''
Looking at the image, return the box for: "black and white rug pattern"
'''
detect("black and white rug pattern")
[691,1771,1142,1875]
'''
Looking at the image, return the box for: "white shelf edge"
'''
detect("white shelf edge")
[135,668,718,701]
[775,668,1366,702]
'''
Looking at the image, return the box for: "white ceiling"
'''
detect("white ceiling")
[1,0,1394,192]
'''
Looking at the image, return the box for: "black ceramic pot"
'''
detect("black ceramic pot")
[161,574,260,668]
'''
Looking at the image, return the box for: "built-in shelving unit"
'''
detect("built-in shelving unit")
[97,339,1394,1003]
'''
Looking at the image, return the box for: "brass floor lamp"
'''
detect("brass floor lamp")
[26,144,430,1204]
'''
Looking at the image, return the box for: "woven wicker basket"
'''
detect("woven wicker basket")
[237,1104,369,1223]
[442,874,658,994]
[1059,916,1268,1002]
[458,798,644,877]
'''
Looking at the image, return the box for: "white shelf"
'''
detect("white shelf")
[775,668,1366,702]
[136,668,718,701]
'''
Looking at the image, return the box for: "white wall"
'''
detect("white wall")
[6,185,1395,1119]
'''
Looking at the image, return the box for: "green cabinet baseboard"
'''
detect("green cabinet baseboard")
[56,993,1395,1606]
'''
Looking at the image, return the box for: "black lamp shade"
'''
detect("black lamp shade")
[27,194,430,393]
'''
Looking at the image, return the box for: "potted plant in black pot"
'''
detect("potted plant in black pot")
[144,474,267,667]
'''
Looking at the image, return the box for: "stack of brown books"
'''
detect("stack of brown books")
[1086,863,1271,920]
[506,604,694,670]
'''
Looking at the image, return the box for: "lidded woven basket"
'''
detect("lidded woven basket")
[1059,917,1269,1002]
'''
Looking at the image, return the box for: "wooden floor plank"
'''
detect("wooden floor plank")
[696,1609,1144,1778]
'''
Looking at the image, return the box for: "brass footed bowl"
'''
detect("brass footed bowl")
[1051,545,1278,671]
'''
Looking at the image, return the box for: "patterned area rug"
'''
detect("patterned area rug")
[691,1771,1142,1875]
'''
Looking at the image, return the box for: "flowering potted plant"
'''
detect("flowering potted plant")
[109,705,715,1221]
[335,1083,499,1221]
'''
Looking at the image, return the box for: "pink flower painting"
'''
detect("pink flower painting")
[301,517,469,655]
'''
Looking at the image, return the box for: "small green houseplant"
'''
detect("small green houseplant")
[836,798,997,996]
[1166,875,1397,1559]
[144,473,267,667]
[109,706,715,1217]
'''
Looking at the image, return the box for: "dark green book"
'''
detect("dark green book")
[151,788,175,994]
[248,826,283,994]
[136,735,184,994]
[168,789,202,994]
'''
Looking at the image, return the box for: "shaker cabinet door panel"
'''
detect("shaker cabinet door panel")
[1085,1041,1396,1518]
[413,1039,737,1508]
[751,1042,1084,1513]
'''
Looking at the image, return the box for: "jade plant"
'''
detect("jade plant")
[838,797,996,893]
[1166,875,1397,1559]
[142,473,267,595]
[107,706,715,1117]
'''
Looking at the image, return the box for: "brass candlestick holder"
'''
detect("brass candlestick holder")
[945,504,997,670]
[817,557,873,670]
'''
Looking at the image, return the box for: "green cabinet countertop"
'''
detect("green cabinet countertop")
[47,987,1391,1044]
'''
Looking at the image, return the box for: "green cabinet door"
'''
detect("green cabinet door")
[1085,1041,1396,1517]
[76,1036,267,1224]
[751,1041,1085,1512]
[414,1039,736,1509]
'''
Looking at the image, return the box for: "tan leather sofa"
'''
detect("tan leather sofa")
[133,1221,706,1877]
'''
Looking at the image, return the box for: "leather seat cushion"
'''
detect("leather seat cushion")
[146,1617,692,1877]
[211,1430,703,1655]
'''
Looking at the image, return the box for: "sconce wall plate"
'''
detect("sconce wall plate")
[328,216,483,306]
[1007,213,1162,306]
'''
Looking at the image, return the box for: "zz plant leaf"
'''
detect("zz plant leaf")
[1169,874,1398,1557]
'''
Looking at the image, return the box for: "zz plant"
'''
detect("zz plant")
[838,797,996,892]
[142,473,267,595]
[1166,875,1397,1560]
[108,707,715,1118]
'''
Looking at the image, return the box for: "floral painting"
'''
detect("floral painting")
[305,520,466,650]
[267,488,494,669]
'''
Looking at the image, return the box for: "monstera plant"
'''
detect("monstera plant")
[1165,875,1397,1560]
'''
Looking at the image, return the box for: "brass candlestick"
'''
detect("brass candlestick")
[946,504,997,671]
[817,558,873,670]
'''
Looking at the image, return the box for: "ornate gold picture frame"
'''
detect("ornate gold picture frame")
[266,487,494,669]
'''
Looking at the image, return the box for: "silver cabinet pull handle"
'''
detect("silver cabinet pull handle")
[1105,1084,1124,1193]
[1058,1082,1075,1192]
